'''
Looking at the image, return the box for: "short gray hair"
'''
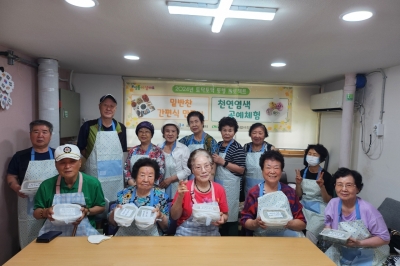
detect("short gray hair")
[30,120,53,134]
[187,149,213,171]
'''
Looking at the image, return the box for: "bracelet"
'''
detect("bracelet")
[223,160,229,168]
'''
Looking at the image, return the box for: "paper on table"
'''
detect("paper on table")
[88,235,112,244]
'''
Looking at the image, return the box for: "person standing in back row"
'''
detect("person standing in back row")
[77,94,127,204]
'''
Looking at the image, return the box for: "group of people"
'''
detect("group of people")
[6,93,391,265]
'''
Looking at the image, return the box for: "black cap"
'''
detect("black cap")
[99,94,117,104]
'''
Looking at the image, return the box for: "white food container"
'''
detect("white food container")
[192,203,220,226]
[320,228,352,245]
[259,208,292,227]
[51,204,82,225]
[114,204,139,227]
[19,180,43,197]
[135,206,156,230]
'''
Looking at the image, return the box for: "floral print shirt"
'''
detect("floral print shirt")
[124,144,165,183]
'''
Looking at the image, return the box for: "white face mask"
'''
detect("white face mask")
[306,155,320,166]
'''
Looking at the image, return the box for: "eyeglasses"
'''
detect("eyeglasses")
[138,130,151,135]
[335,183,356,189]
[193,164,211,172]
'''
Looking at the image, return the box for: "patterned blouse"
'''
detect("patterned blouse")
[124,144,165,183]
[115,186,170,217]
[179,133,218,154]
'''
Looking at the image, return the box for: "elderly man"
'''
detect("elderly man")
[33,144,105,236]
[6,120,58,249]
[77,94,127,203]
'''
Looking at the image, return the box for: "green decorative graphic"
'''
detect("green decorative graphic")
[172,85,250,95]
[346,93,354,101]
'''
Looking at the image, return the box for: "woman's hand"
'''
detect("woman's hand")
[152,207,164,222]
[159,177,172,189]
[212,212,227,226]
[255,217,267,229]
[346,237,362,247]
[316,172,325,187]
[45,206,55,221]
[177,180,189,198]
[212,154,224,165]
[295,169,302,185]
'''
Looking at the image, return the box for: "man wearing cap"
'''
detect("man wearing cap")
[77,94,127,203]
[6,119,58,249]
[33,144,105,236]
[124,121,165,187]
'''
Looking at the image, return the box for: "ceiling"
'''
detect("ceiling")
[1,0,400,85]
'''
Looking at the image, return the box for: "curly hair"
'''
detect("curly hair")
[259,150,285,170]
[218,116,238,133]
[332,167,364,193]
[303,144,328,166]
[130,157,160,181]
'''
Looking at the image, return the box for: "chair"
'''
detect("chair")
[280,171,288,184]
[378,197,400,232]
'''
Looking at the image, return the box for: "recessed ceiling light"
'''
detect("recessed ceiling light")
[65,0,98,8]
[124,55,140,60]
[271,62,286,67]
[341,11,373,22]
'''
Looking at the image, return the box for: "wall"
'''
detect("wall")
[72,74,123,124]
[320,65,400,208]
[0,46,37,264]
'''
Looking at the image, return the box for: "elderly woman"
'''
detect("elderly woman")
[171,149,228,236]
[241,150,306,237]
[243,123,276,198]
[157,120,191,200]
[124,121,165,186]
[109,158,169,236]
[324,168,389,265]
[294,144,334,243]
[179,111,218,155]
[213,117,246,236]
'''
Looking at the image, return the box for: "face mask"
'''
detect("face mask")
[306,155,320,166]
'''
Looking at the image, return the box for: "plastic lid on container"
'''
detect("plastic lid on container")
[192,203,220,226]
[260,208,292,226]
[135,206,156,230]
[320,228,351,244]
[20,180,43,194]
[52,204,82,224]
[114,204,138,227]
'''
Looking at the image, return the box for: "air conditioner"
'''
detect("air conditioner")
[310,90,343,112]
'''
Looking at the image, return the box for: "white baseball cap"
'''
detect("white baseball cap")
[161,120,180,134]
[55,144,81,161]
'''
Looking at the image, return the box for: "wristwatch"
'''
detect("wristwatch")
[86,208,91,216]
[223,160,229,168]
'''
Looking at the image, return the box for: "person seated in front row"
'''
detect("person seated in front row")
[324,168,390,266]
[171,149,228,236]
[33,144,105,236]
[109,158,169,236]
[240,150,306,237]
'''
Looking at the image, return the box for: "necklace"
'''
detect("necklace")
[195,180,211,193]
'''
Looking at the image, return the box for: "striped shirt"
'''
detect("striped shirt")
[217,140,246,177]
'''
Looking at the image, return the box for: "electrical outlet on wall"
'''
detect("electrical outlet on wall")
[374,123,384,137]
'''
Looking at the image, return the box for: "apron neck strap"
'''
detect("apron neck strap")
[249,143,265,153]
[302,166,322,180]
[31,147,54,161]
[338,198,361,222]
[132,187,155,206]
[98,118,115,131]
[190,132,205,145]
[134,144,153,155]
[218,139,234,154]
[191,180,215,204]
[161,141,177,154]
[259,181,281,197]
[56,172,83,194]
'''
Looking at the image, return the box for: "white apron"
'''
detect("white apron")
[18,148,58,249]
[214,140,239,223]
[162,141,180,199]
[301,167,327,238]
[85,119,123,203]
[175,181,220,236]
[244,143,266,198]
[38,173,100,236]
[254,181,304,237]
[325,200,389,266]
[115,188,160,236]
[187,133,206,180]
